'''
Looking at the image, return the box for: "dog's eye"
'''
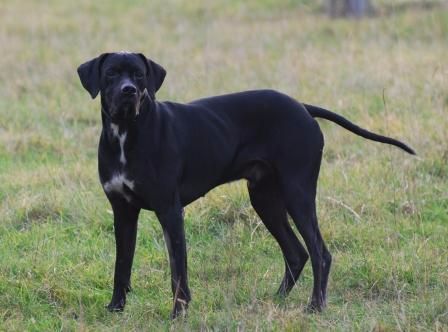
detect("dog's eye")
[106,70,119,78]
[134,71,144,80]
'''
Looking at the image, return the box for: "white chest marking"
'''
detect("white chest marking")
[111,123,127,165]
[103,173,135,201]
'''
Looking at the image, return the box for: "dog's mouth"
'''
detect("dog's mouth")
[110,98,139,121]
[106,88,149,121]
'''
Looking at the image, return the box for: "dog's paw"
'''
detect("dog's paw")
[106,298,125,312]
[305,300,324,314]
[170,298,189,320]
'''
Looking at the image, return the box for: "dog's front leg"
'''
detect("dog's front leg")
[107,198,140,312]
[156,200,191,319]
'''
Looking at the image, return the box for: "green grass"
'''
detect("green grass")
[1,0,447,330]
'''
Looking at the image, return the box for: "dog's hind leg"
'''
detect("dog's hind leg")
[287,197,331,312]
[247,174,309,297]
[281,152,332,312]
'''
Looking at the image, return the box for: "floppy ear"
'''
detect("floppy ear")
[138,54,166,95]
[77,53,109,99]
[149,59,166,93]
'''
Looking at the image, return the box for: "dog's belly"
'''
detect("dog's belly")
[178,156,272,207]
[178,181,224,206]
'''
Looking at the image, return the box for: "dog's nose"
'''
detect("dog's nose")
[121,84,137,95]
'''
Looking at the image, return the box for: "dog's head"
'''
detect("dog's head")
[77,52,166,121]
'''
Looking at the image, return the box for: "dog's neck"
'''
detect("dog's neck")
[101,110,134,139]
[100,106,139,164]
[100,94,154,141]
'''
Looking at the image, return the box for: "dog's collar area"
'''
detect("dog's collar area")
[101,102,147,124]
[101,107,139,129]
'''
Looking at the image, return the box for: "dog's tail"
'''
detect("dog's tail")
[304,103,415,155]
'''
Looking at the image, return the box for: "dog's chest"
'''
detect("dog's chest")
[103,172,135,202]
[102,124,136,202]
[110,123,128,164]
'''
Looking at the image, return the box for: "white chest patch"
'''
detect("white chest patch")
[103,173,135,202]
[111,123,127,165]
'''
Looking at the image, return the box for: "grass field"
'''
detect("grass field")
[1,0,447,330]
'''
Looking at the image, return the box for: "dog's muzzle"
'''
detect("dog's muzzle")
[108,84,145,120]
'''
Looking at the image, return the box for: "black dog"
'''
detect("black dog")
[77,52,414,318]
